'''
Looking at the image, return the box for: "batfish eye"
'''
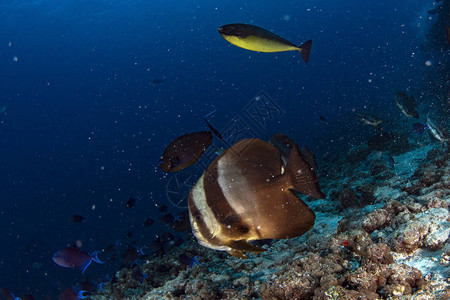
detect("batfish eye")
[195,215,202,221]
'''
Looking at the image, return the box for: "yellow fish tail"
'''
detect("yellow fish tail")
[298,40,312,63]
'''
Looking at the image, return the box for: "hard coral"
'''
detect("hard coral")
[363,243,394,264]
[362,208,391,233]
[389,208,450,253]
[260,253,344,300]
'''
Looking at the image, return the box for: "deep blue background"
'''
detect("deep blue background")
[0,0,441,298]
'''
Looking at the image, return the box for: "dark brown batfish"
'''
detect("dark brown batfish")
[269,133,296,162]
[159,131,213,172]
[188,138,324,259]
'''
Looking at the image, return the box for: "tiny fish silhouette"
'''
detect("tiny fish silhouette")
[143,217,154,228]
[70,214,84,223]
[388,156,395,168]
[126,197,137,208]
[204,118,225,141]
[158,204,168,212]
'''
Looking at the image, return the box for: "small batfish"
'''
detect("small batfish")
[52,246,104,274]
[394,91,419,119]
[159,131,213,172]
[269,133,296,164]
[218,23,312,63]
[412,123,426,135]
[188,138,324,259]
[59,288,88,300]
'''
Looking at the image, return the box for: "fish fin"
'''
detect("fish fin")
[203,109,217,118]
[285,145,325,199]
[227,240,266,255]
[227,249,248,259]
[190,256,201,268]
[298,40,312,63]
[90,250,105,264]
[80,260,92,274]
[78,290,89,299]
[97,282,106,292]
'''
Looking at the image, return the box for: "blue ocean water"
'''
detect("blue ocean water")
[0,0,445,298]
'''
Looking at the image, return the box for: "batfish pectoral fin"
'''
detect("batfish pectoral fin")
[226,240,267,259]
[256,189,316,240]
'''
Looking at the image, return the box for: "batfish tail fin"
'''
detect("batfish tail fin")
[285,144,325,199]
[298,40,312,63]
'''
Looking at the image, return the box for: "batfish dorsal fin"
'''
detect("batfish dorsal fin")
[285,145,325,199]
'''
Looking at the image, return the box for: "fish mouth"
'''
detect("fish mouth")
[218,27,223,33]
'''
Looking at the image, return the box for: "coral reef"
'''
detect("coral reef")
[90,142,449,300]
